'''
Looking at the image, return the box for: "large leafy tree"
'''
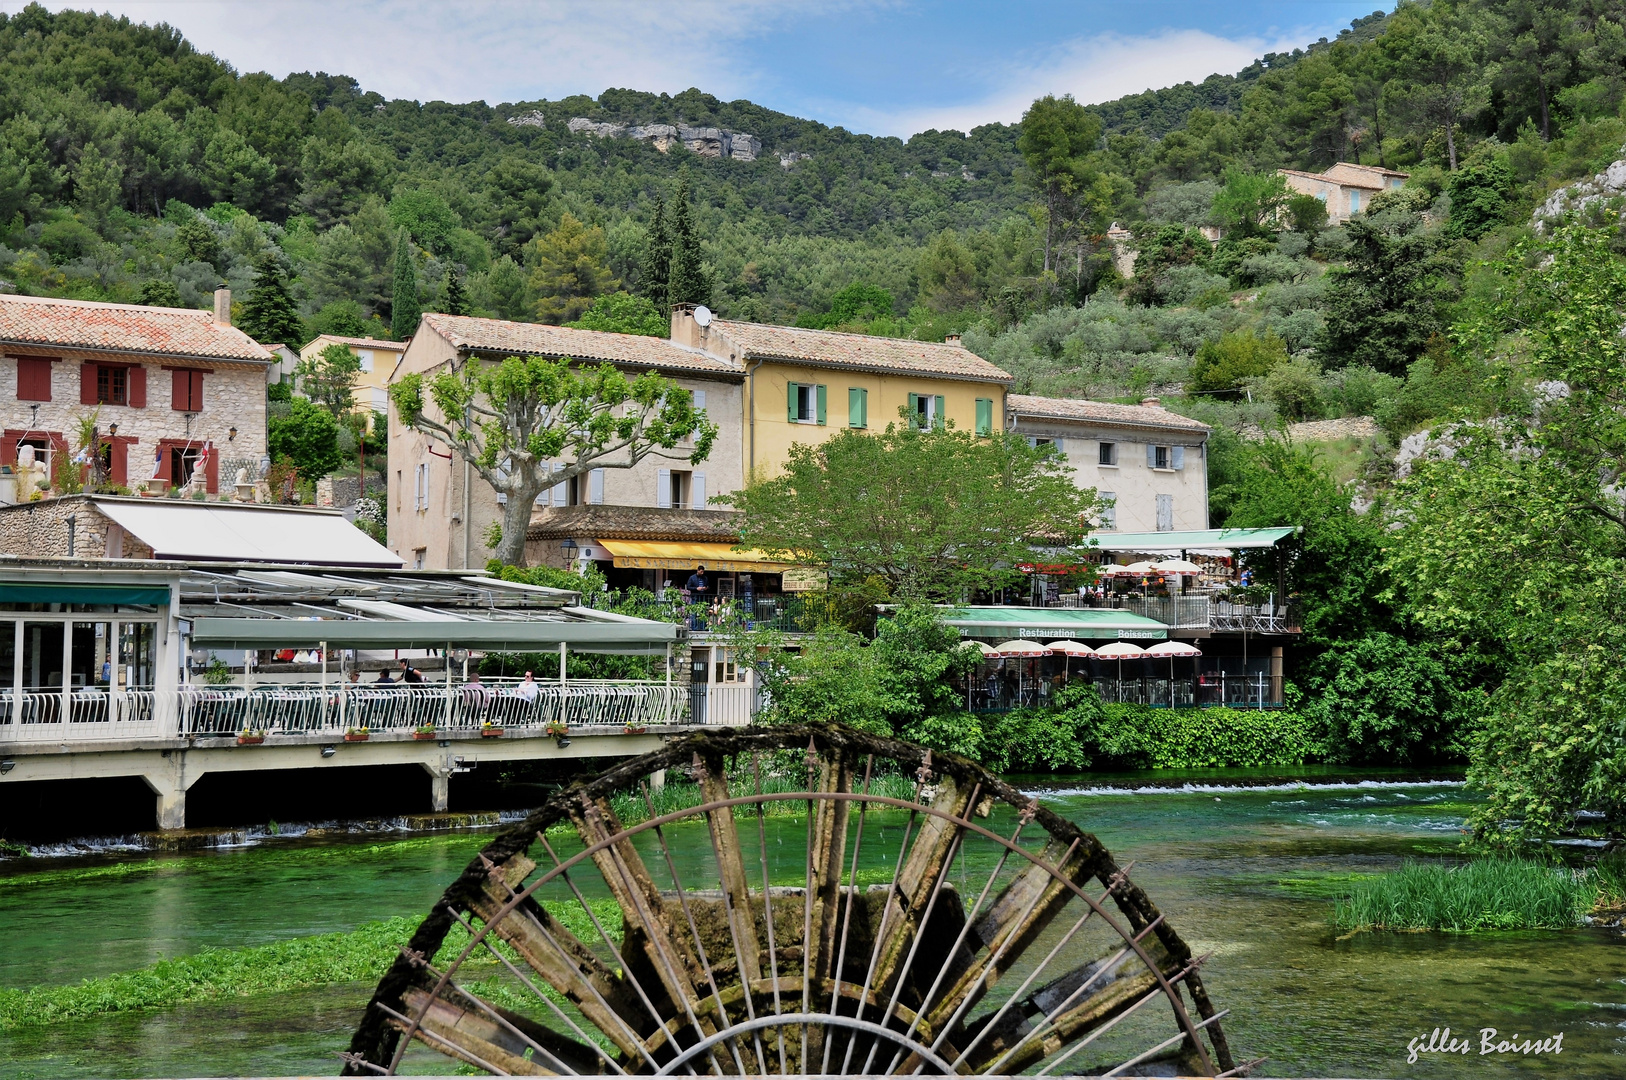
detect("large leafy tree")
[1387,225,1626,840]
[296,342,361,416]
[1317,207,1454,374]
[726,425,1097,600]
[1017,94,1100,273]
[1210,167,1289,239]
[391,358,717,566]
[531,212,618,324]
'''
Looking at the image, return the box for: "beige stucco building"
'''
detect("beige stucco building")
[1006,394,1210,534]
[0,290,271,496]
[387,314,744,571]
[669,306,1012,479]
[1279,162,1408,223]
[298,334,407,415]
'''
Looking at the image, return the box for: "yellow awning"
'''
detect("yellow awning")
[595,539,798,573]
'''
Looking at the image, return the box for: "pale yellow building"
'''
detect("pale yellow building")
[1278,162,1408,223]
[298,334,408,415]
[669,305,1012,479]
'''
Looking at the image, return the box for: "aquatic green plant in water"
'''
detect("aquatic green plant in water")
[1334,858,1598,932]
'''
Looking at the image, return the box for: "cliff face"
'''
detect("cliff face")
[566,117,760,161]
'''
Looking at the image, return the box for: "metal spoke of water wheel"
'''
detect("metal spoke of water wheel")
[344,724,1240,1078]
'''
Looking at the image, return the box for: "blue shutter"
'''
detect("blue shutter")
[849,387,866,428]
[1146,444,1157,468]
[1172,446,1185,470]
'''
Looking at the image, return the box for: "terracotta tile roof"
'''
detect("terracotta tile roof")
[709,320,1011,382]
[1007,393,1211,433]
[422,313,738,375]
[0,294,272,363]
[304,334,406,352]
[526,504,742,542]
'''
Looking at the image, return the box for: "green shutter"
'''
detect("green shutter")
[934,395,945,430]
[849,387,866,428]
[975,398,991,436]
[787,383,798,422]
[816,384,827,425]
[907,392,919,429]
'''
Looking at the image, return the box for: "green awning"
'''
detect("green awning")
[189,617,680,655]
[0,583,171,606]
[1083,527,1298,553]
[939,606,1167,641]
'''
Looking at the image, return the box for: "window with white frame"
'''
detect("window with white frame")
[1099,441,1117,466]
[1098,491,1117,530]
[413,462,430,511]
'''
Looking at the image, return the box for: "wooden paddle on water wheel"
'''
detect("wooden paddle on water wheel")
[341,724,1243,1077]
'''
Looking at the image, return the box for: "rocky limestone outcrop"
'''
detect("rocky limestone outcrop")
[1533,155,1626,231]
[779,151,812,169]
[506,110,545,128]
[566,117,760,161]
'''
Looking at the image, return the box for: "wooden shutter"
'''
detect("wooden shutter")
[933,395,945,429]
[816,384,827,425]
[205,444,220,493]
[1172,446,1185,470]
[589,468,604,504]
[975,398,991,436]
[172,369,188,410]
[787,383,798,422]
[81,362,98,405]
[907,392,919,428]
[692,389,706,411]
[1146,443,1157,468]
[657,468,672,508]
[108,439,128,485]
[17,358,52,401]
[848,387,866,428]
[692,473,706,508]
[127,365,146,408]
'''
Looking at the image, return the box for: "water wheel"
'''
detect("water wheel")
[342,725,1240,1077]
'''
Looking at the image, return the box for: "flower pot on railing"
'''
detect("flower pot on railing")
[624,723,647,735]
[237,731,265,745]
[481,723,504,738]
[344,728,369,742]
[413,726,438,741]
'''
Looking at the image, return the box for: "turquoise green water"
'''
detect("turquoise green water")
[1,773,1621,1078]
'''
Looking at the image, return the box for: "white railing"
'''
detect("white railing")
[0,681,689,744]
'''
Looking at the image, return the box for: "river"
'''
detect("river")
[1,768,1621,1078]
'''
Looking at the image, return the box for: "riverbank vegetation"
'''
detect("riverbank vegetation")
[1334,855,1626,934]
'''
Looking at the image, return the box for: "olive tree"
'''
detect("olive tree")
[391,355,716,566]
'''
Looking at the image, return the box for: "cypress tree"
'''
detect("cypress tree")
[640,192,671,307]
[443,266,471,316]
[666,174,710,310]
[238,255,305,345]
[391,227,422,340]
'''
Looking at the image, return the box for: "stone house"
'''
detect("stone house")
[0,289,271,496]
[387,314,744,571]
[297,334,407,415]
[668,305,1013,479]
[1006,394,1211,533]
[1278,162,1408,223]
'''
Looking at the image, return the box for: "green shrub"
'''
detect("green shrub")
[1334,858,1594,933]
[1187,327,1289,397]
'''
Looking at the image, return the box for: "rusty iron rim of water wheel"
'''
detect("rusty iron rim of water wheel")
[341,724,1246,1077]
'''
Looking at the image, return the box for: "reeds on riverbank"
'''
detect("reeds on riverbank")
[1334,857,1610,933]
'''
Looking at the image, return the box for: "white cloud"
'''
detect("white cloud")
[836,28,1315,137]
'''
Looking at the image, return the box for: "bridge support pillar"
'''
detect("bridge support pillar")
[141,751,200,832]
[423,761,452,812]
[649,768,665,793]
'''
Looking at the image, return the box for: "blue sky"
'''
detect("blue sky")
[22,2,1391,137]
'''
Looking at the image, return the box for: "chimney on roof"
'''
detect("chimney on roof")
[944,333,962,346]
[213,284,231,326]
[1140,397,1162,409]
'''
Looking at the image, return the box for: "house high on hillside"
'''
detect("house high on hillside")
[0,289,271,496]
[1278,162,1408,223]
[1006,394,1210,533]
[298,334,407,415]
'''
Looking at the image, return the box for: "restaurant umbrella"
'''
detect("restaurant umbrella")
[1093,640,1146,703]
[1152,558,1203,575]
[995,640,1047,705]
[1045,638,1096,680]
[1146,639,1202,706]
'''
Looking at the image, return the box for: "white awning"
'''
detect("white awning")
[94,498,402,567]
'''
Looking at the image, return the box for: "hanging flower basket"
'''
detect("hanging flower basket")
[545,722,569,738]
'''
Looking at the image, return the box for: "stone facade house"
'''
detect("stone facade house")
[1278,162,1408,223]
[1006,394,1211,534]
[0,290,271,496]
[387,314,744,571]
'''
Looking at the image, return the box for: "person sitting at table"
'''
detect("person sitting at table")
[374,669,395,684]
[399,658,424,683]
[516,671,539,701]
[462,670,491,715]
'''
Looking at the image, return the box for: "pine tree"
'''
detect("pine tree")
[391,227,422,340]
[640,192,671,307]
[238,255,306,345]
[666,174,710,310]
[443,267,471,316]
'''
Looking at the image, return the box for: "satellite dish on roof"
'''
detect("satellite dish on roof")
[693,305,712,327]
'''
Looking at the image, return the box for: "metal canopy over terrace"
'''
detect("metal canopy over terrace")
[1083,527,1299,553]
[939,605,1168,641]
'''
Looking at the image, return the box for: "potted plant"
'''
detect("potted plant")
[237,729,266,746]
[480,720,504,738]
[624,722,647,735]
[545,721,569,738]
[413,722,438,741]
[344,727,369,743]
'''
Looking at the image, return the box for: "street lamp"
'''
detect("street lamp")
[561,538,577,567]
